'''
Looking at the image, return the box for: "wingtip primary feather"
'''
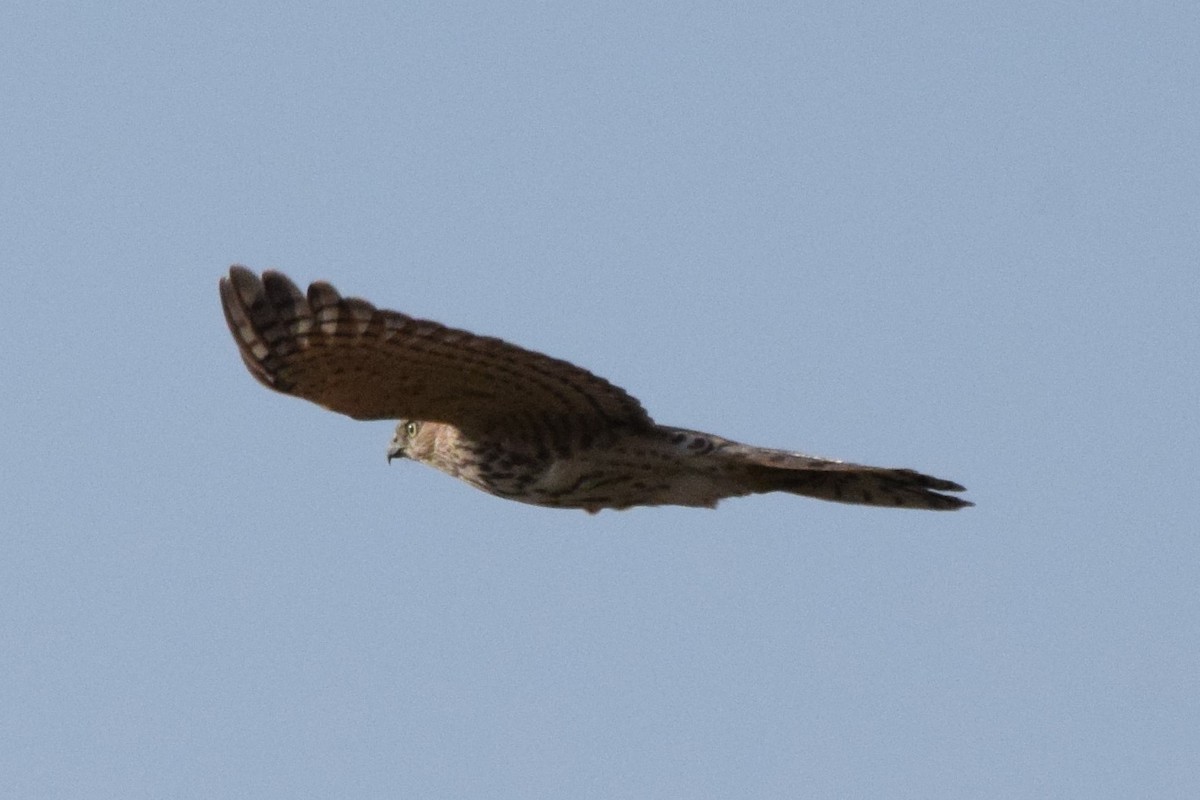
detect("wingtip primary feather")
[219,265,296,392]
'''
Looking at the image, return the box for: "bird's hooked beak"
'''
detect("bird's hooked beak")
[386,443,406,464]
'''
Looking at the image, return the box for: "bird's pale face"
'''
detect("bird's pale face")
[387,419,426,463]
[387,420,465,478]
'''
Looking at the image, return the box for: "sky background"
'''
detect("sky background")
[3,1,1197,798]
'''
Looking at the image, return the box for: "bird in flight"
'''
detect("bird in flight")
[220,266,971,512]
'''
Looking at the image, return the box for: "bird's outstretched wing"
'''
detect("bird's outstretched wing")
[219,266,653,439]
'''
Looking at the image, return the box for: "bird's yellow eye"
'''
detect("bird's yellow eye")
[405,421,419,437]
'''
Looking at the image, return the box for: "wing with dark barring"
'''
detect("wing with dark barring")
[219,266,654,439]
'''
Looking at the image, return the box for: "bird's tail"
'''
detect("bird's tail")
[733,446,972,511]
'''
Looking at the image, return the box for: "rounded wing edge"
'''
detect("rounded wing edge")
[218,266,655,436]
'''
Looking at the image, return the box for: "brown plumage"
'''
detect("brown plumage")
[220,266,971,512]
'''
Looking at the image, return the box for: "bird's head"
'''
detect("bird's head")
[387,419,425,463]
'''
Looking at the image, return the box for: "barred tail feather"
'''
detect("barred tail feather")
[734,448,972,511]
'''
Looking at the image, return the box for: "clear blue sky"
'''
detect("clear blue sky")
[3,2,1197,797]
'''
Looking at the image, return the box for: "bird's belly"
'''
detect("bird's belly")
[520,452,726,511]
